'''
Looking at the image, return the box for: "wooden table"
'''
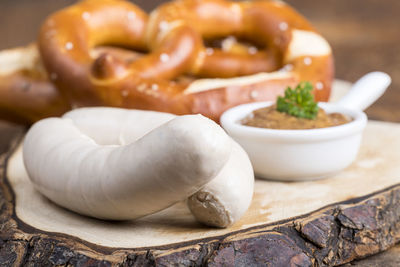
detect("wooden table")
[0,0,399,265]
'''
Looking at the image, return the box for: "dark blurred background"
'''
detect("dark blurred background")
[1,0,400,122]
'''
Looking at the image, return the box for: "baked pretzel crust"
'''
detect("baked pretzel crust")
[0,0,334,123]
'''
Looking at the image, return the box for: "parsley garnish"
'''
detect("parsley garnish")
[276,82,318,119]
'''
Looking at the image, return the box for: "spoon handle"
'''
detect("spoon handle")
[336,72,391,111]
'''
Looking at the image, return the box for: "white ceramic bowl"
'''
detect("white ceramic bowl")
[220,72,391,181]
[220,101,367,181]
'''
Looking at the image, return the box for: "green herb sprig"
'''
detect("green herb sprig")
[276,82,318,119]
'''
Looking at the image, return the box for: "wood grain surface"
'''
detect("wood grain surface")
[3,132,400,266]
[0,0,399,265]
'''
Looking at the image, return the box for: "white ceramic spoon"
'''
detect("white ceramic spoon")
[220,72,391,181]
[336,71,391,111]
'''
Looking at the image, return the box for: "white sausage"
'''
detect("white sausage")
[188,142,254,227]
[23,108,232,220]
[23,107,254,227]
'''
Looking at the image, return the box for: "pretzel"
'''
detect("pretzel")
[1,0,333,123]
[0,45,70,123]
[148,0,333,97]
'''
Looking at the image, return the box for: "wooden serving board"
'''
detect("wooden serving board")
[1,120,400,266]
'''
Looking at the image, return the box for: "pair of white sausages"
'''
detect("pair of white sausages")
[23,108,254,227]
